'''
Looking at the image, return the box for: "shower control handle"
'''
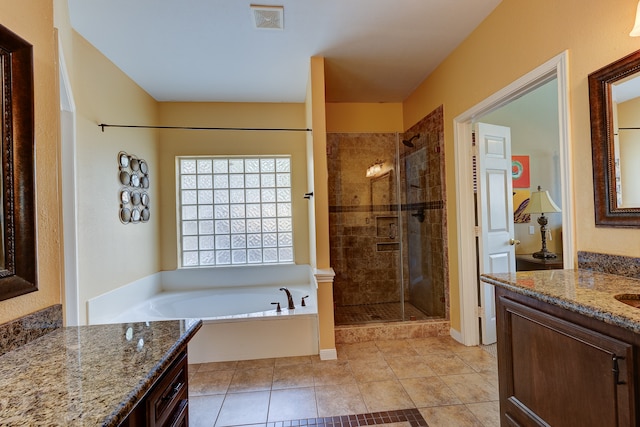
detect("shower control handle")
[271,302,282,312]
[301,295,309,306]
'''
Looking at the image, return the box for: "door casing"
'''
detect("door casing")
[452,51,574,346]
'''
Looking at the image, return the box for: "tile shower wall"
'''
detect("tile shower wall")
[327,105,448,320]
[327,133,402,308]
[401,106,448,319]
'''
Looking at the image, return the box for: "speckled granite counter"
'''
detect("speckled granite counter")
[481,269,640,334]
[0,319,202,426]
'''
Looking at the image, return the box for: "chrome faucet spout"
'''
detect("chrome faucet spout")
[279,287,295,310]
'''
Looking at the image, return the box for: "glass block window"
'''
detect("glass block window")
[178,156,293,267]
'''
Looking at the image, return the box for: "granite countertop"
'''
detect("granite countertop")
[481,269,640,334]
[0,319,202,426]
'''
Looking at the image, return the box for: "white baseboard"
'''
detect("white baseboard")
[319,348,337,360]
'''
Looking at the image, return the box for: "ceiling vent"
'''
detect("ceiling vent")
[250,5,284,30]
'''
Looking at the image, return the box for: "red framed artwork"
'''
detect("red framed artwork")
[512,155,530,188]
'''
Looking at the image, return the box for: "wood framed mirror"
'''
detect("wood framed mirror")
[589,49,640,227]
[0,24,37,300]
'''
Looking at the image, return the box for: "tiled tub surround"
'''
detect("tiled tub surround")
[480,269,640,333]
[0,304,62,356]
[0,318,201,425]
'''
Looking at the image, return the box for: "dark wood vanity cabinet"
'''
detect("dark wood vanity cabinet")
[496,287,638,426]
[122,351,189,427]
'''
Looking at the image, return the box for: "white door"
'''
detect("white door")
[476,123,516,345]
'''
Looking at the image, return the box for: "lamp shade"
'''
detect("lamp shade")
[524,187,561,214]
[631,1,640,36]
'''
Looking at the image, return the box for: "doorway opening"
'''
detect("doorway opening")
[453,51,574,346]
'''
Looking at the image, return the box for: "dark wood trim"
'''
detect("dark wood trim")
[0,23,37,300]
[588,49,640,227]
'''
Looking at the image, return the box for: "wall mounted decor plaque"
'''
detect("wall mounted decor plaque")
[118,151,150,224]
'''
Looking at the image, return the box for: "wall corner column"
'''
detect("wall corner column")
[314,268,336,360]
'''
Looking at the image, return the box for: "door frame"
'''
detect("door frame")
[59,35,80,326]
[452,51,574,346]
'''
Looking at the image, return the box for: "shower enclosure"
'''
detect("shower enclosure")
[327,106,448,325]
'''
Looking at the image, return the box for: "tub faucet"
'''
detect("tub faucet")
[279,287,295,309]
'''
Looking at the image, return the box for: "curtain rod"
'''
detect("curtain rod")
[618,127,640,130]
[98,123,312,132]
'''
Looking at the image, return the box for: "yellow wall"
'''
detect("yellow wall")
[308,57,335,352]
[0,1,63,324]
[157,102,310,270]
[326,103,403,133]
[53,0,161,323]
[403,0,640,331]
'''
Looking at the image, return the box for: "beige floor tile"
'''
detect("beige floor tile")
[215,391,270,426]
[400,377,461,408]
[194,361,239,373]
[268,387,318,422]
[312,360,356,386]
[190,369,235,396]
[422,353,475,376]
[189,394,225,427]
[439,373,499,403]
[228,367,274,392]
[456,348,498,373]
[385,355,437,379]
[236,358,276,369]
[419,405,483,427]
[272,363,314,389]
[349,358,396,383]
[315,383,367,417]
[338,342,382,360]
[275,355,313,367]
[375,339,420,357]
[466,401,500,427]
[409,336,467,355]
[476,369,499,391]
[359,380,414,412]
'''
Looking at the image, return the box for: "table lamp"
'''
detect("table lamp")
[524,186,561,259]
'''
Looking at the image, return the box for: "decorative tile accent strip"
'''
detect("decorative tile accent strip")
[329,201,444,213]
[0,304,62,356]
[578,251,640,279]
[267,408,429,427]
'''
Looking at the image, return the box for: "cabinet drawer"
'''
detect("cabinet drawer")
[147,352,188,427]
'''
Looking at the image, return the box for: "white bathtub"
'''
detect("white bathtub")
[88,265,319,363]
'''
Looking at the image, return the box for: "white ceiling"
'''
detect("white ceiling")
[67,0,502,103]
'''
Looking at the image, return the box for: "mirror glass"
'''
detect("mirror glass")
[611,74,640,208]
[588,49,640,227]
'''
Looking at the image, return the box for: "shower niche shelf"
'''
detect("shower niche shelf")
[377,242,400,252]
[376,216,398,239]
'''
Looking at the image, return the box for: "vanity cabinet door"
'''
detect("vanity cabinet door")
[497,292,635,427]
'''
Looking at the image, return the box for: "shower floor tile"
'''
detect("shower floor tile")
[334,302,434,325]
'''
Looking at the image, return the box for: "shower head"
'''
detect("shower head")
[402,134,420,147]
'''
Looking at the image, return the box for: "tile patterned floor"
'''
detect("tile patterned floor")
[188,336,499,427]
[334,302,435,325]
